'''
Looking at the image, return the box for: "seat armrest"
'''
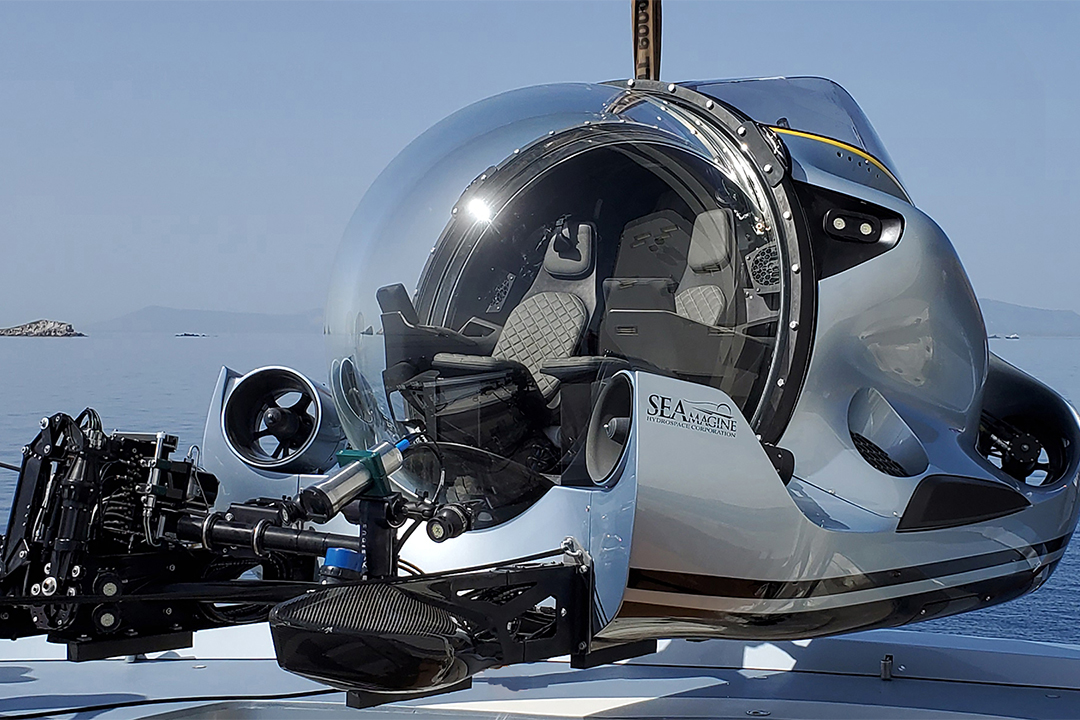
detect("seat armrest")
[433,353,525,375]
[541,356,629,384]
[381,312,481,371]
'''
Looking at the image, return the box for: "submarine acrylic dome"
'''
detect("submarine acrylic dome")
[325,81,807,477]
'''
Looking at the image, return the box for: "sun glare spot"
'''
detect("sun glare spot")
[467,198,492,222]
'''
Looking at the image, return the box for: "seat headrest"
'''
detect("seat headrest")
[687,208,734,273]
[543,221,595,280]
[614,210,692,281]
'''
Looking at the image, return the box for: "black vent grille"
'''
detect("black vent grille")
[274,583,461,636]
[852,432,909,477]
[750,245,781,287]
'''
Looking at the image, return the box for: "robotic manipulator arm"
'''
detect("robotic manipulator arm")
[0,409,475,661]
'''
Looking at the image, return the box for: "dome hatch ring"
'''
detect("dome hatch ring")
[600,79,816,444]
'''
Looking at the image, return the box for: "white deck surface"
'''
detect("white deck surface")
[0,626,1078,718]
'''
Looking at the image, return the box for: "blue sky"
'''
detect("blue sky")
[0,1,1077,326]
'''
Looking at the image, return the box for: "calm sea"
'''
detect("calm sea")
[0,333,1077,644]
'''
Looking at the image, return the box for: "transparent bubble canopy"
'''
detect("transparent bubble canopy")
[326,82,791,475]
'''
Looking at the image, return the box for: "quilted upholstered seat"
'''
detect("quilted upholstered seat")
[430,290,587,399]
[674,208,735,327]
[675,285,726,326]
[431,220,595,401]
[490,292,587,398]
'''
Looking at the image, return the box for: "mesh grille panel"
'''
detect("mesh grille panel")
[275,583,461,636]
[851,432,909,477]
[749,245,781,287]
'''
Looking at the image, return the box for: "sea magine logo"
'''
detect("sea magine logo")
[645,394,737,437]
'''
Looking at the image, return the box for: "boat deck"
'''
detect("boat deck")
[0,626,1078,719]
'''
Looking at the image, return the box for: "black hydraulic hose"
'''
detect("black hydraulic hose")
[175,515,362,556]
[0,460,20,473]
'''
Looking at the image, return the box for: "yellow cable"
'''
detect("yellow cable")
[769,127,907,195]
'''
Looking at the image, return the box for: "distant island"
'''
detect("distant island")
[86,306,322,335]
[0,319,85,337]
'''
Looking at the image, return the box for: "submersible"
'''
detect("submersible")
[0,4,1077,712]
